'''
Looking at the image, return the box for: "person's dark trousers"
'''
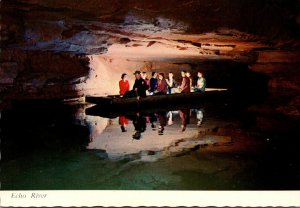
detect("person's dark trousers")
[168,87,172,94]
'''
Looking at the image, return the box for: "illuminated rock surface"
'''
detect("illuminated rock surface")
[1,0,300,102]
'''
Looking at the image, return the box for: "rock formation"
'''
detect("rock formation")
[1,0,300,104]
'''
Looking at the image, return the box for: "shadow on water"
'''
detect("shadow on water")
[1,101,90,161]
[1,90,300,190]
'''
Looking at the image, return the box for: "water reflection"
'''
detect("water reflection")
[129,112,147,139]
[156,111,167,135]
[85,106,208,160]
[2,99,300,190]
[119,116,129,132]
[179,109,190,132]
[196,109,204,126]
[116,108,204,138]
[0,101,213,163]
[1,102,91,161]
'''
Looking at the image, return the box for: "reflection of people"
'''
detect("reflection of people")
[179,109,190,132]
[156,111,167,135]
[195,108,204,126]
[167,111,173,126]
[155,73,168,95]
[149,113,158,130]
[119,73,130,96]
[131,112,146,140]
[194,72,206,93]
[119,116,129,132]
[179,70,190,93]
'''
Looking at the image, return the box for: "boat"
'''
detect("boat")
[85,98,206,118]
[86,89,227,106]
[85,88,229,117]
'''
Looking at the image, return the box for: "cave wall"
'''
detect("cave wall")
[249,51,300,91]
[81,56,192,96]
[85,55,270,96]
[1,0,300,103]
[0,49,90,101]
[1,48,299,102]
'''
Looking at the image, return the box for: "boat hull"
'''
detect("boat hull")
[85,90,228,118]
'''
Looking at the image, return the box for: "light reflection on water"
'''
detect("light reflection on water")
[1,100,299,190]
[83,108,213,161]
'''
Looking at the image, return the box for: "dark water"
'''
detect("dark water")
[1,94,300,190]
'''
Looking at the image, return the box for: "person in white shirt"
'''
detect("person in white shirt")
[166,72,176,94]
[194,72,206,93]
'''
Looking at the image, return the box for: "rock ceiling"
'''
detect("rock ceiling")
[2,0,300,59]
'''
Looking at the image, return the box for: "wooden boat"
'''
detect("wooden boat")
[85,98,206,118]
[85,89,228,115]
[86,89,227,106]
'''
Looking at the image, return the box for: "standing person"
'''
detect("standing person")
[132,70,147,98]
[119,73,130,96]
[178,70,190,93]
[149,72,158,95]
[142,71,150,90]
[166,72,176,94]
[186,72,193,91]
[194,72,206,93]
[154,73,168,95]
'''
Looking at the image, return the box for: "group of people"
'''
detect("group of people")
[118,70,206,98]
[119,108,205,139]
[118,70,206,137]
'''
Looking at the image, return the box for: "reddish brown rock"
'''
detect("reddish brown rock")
[275,96,300,117]
[1,0,300,101]
[249,51,300,91]
[249,63,300,74]
[0,49,90,101]
[276,105,300,117]
[256,51,300,64]
[268,78,300,91]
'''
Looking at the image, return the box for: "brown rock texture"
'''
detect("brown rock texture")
[0,49,90,100]
[1,0,300,101]
[250,51,300,91]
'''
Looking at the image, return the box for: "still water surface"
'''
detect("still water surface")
[1,96,300,190]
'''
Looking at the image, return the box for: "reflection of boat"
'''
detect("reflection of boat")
[85,90,228,118]
[86,89,228,108]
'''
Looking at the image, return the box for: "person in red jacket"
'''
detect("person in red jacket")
[119,73,130,96]
[179,70,190,93]
[155,73,168,95]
